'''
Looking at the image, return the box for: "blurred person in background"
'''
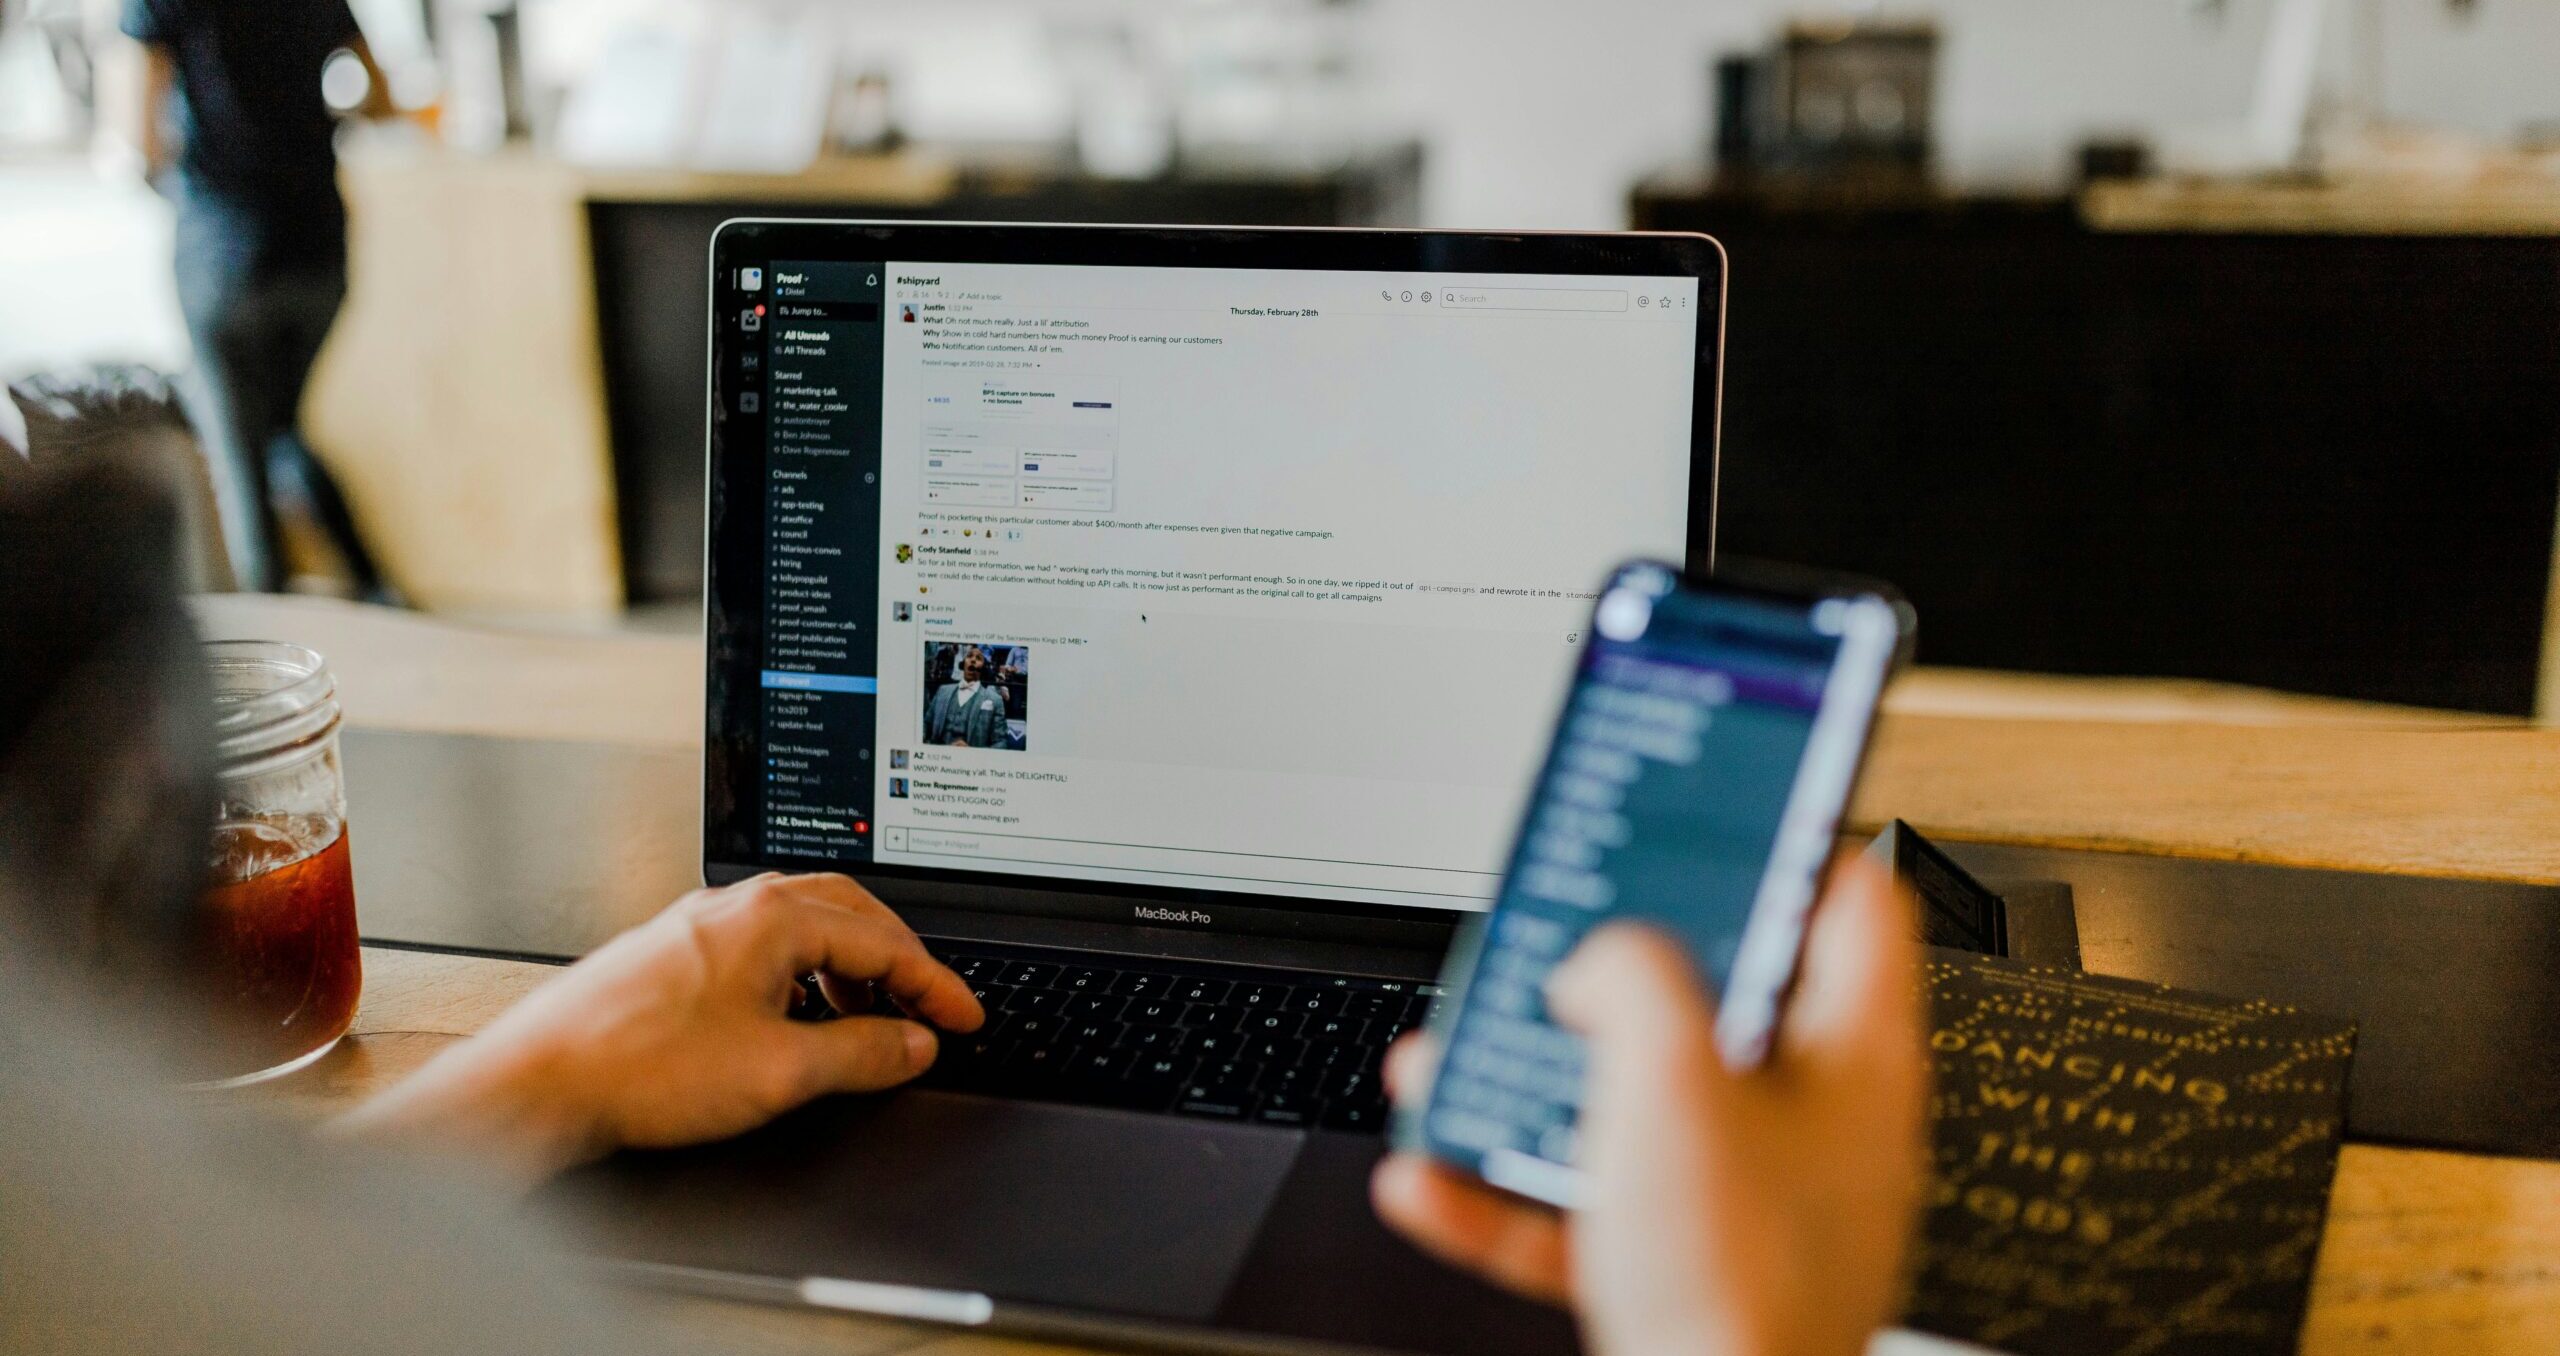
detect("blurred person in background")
[116,0,392,597]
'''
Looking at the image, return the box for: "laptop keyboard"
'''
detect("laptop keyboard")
[802,942,1442,1132]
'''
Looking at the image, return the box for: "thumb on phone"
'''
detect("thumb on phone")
[1547,923,1735,1106]
[1777,855,1926,1092]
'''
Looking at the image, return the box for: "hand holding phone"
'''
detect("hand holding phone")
[1393,560,1908,1209]
[1373,853,1929,1356]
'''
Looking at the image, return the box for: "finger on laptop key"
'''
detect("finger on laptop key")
[790,1016,941,1098]
[775,892,983,1032]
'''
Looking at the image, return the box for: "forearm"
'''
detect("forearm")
[327,1031,603,1190]
[326,875,975,1193]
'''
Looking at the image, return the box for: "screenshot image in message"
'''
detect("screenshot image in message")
[920,641,1029,750]
[921,378,1120,513]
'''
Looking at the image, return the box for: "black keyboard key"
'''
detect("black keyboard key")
[1055,967,1117,993]
[1247,1036,1306,1065]
[1067,993,1126,1021]
[1006,988,1067,1015]
[902,950,1412,1122]
[1305,1016,1368,1044]
[1065,1019,1123,1047]
[1113,1059,1193,1112]
[1177,1080,1260,1119]
[1195,1058,1257,1087]
[1287,988,1349,1017]
[1178,1028,1245,1060]
[1014,1046,1071,1070]
[1182,1003,1246,1031]
[1256,1063,1320,1097]
[1343,992,1402,1020]
[1307,1040,1365,1068]
[1002,1042,1071,1086]
[1256,1093,1321,1127]
[919,1032,1010,1089]
[1067,1046,1130,1079]
[1322,1066,1378,1103]
[1322,1098,1385,1132]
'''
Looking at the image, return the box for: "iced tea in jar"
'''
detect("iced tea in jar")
[190,641,361,1086]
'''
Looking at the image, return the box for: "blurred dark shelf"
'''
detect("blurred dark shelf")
[1637,166,2560,715]
[1633,164,2074,227]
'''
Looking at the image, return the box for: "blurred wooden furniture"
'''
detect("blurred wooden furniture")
[305,150,624,617]
[210,594,2560,1355]
[304,141,1422,619]
[1631,169,2560,719]
[2079,174,2560,236]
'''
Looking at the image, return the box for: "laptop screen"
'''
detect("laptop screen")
[707,226,1716,925]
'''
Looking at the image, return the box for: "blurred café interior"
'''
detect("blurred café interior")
[7,2,2560,1353]
[4,0,2555,716]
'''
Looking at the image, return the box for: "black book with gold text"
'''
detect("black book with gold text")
[1905,950,2357,1356]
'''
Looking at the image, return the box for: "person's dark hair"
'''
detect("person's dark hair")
[0,456,214,983]
[7,365,195,459]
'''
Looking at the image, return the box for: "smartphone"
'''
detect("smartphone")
[1396,559,1911,1209]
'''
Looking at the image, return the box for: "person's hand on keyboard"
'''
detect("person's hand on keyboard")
[333,873,982,1185]
[1372,856,1926,1356]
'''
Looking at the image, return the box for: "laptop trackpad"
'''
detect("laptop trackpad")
[541,1090,1305,1321]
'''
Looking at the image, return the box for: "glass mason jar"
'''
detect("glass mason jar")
[190,641,363,1086]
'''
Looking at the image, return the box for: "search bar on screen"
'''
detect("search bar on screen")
[1438,286,1629,313]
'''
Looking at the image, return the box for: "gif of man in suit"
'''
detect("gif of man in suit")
[924,647,1010,748]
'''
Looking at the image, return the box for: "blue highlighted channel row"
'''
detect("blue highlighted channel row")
[761,670,879,695]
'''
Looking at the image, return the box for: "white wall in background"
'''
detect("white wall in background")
[420,0,2560,231]
[1359,0,2560,229]
[0,166,187,379]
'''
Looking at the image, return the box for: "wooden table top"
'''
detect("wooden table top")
[201,595,2560,1356]
[2077,174,2560,239]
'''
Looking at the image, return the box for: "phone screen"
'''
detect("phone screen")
[1403,562,1901,1207]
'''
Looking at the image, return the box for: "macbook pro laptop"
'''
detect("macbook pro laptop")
[546,220,1726,1356]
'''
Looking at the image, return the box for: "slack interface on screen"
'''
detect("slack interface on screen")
[735,259,1699,911]
[748,262,885,863]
